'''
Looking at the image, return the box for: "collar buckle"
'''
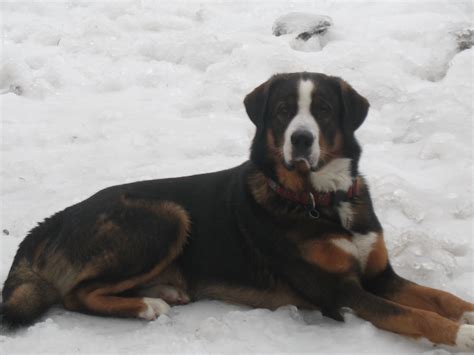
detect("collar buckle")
[308,191,316,210]
[307,192,320,219]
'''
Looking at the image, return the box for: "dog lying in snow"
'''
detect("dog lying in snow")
[1,72,473,350]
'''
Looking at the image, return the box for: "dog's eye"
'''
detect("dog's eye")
[277,104,290,119]
[317,103,332,114]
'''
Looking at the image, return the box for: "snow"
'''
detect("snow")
[273,12,332,37]
[0,0,473,353]
[272,12,333,51]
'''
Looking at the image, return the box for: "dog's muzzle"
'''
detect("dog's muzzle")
[288,129,316,171]
[291,130,314,152]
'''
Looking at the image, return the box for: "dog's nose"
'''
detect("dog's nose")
[291,130,314,150]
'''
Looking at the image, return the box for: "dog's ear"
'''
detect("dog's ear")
[244,78,272,127]
[334,77,369,135]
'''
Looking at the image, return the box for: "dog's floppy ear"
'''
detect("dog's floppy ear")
[335,77,369,135]
[244,78,272,127]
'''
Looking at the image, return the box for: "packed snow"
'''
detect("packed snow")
[272,12,333,52]
[1,0,473,353]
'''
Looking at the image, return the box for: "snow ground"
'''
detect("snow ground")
[0,0,473,353]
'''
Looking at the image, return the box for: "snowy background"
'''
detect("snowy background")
[1,0,473,353]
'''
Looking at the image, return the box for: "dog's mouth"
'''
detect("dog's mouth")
[284,157,318,174]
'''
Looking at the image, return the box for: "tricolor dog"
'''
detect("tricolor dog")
[1,73,473,349]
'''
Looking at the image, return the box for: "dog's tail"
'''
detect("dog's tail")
[1,265,60,330]
[1,214,63,330]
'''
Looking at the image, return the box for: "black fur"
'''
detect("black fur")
[1,72,378,328]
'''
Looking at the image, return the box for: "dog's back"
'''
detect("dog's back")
[1,164,253,328]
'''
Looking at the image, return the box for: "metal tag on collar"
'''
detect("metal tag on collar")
[307,192,320,219]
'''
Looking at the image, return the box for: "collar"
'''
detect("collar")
[266,177,360,217]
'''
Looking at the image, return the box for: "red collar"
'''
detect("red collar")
[266,177,360,208]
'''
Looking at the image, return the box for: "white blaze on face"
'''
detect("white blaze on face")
[283,79,320,169]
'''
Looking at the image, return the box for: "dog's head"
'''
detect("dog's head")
[245,72,369,191]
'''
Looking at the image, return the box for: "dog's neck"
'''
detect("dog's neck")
[248,157,357,212]
[274,157,356,193]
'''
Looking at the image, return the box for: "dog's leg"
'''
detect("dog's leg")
[135,284,190,305]
[365,265,474,324]
[361,233,474,324]
[291,236,473,348]
[342,281,474,350]
[65,284,170,320]
[63,254,182,320]
[63,255,179,320]
[61,199,191,320]
[389,279,474,324]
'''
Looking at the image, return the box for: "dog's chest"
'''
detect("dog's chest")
[294,204,378,272]
[330,232,378,271]
[333,203,377,270]
[337,201,354,230]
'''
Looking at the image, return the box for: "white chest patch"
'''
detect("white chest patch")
[311,158,353,192]
[331,232,378,271]
[338,201,354,230]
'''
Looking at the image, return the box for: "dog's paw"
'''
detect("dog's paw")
[138,298,171,321]
[460,311,474,325]
[151,285,190,305]
[455,324,474,350]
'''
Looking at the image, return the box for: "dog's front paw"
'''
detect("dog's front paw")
[138,298,171,321]
[456,324,474,351]
[460,311,474,325]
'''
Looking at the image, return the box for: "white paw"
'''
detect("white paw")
[153,285,190,305]
[456,324,474,350]
[460,311,474,325]
[138,298,171,321]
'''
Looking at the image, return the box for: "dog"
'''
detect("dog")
[1,72,473,349]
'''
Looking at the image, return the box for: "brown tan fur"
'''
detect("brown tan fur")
[267,130,308,192]
[135,263,190,304]
[6,282,57,320]
[275,164,307,192]
[120,197,191,237]
[193,283,312,310]
[301,236,354,274]
[141,263,188,291]
[33,252,86,296]
[63,245,175,313]
[63,200,190,317]
[247,169,301,216]
[96,218,121,236]
[247,171,272,207]
[364,233,388,278]
[64,254,175,314]
[331,225,474,325]
[318,130,343,164]
[3,259,60,321]
[356,302,461,345]
[28,200,189,300]
[386,282,474,322]
[30,237,90,295]
[30,204,183,298]
[73,286,149,318]
[6,284,35,310]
